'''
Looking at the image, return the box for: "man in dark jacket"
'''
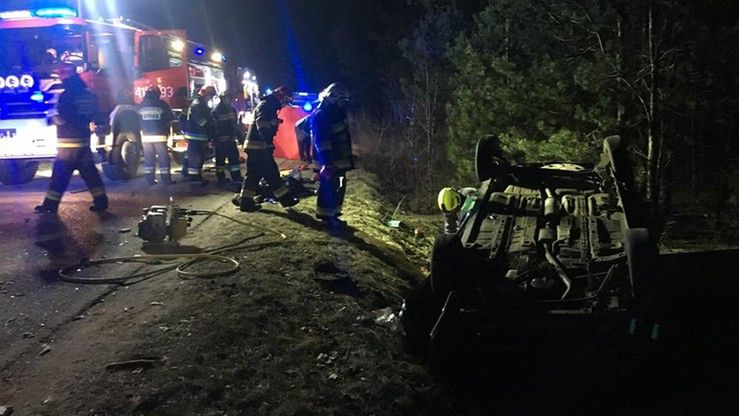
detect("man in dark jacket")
[233,86,298,212]
[35,65,108,213]
[212,92,243,184]
[182,85,216,184]
[139,85,175,185]
[311,83,354,228]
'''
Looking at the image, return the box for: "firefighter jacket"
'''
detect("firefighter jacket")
[311,103,354,170]
[182,96,212,141]
[244,94,281,151]
[53,74,97,148]
[139,97,174,142]
[212,102,240,142]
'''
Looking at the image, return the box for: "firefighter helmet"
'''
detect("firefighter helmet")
[199,85,217,97]
[145,85,161,100]
[437,187,461,214]
[273,85,293,104]
[319,83,350,104]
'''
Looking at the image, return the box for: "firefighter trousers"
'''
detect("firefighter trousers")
[214,137,242,181]
[186,139,209,179]
[316,170,347,219]
[42,147,107,210]
[239,149,296,207]
[143,142,171,181]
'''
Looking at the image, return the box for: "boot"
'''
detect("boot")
[236,195,261,212]
[146,175,157,185]
[90,195,108,212]
[34,200,59,214]
[278,194,299,208]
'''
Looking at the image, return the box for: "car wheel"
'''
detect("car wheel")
[604,135,635,188]
[622,228,659,301]
[400,278,440,354]
[103,132,141,180]
[0,159,39,185]
[430,233,466,299]
[475,134,510,183]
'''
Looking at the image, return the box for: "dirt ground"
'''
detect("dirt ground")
[0,170,455,416]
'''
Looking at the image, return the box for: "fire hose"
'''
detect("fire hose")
[58,209,287,285]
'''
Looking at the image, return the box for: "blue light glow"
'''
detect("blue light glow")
[194,47,205,56]
[265,88,273,95]
[30,92,45,102]
[33,7,78,18]
[302,102,313,112]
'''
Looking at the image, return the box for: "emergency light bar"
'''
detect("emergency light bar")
[0,7,78,20]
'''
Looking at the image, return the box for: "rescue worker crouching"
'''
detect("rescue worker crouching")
[212,91,244,185]
[139,85,175,185]
[233,86,299,212]
[35,65,108,213]
[312,83,354,228]
[181,85,217,184]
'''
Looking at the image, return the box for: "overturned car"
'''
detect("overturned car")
[401,135,660,359]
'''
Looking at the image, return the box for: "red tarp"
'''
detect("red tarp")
[273,106,309,160]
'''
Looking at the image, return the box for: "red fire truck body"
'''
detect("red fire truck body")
[0,6,230,184]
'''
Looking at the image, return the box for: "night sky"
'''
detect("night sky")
[3,0,414,94]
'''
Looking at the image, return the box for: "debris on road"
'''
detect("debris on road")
[39,344,51,356]
[104,357,162,372]
[0,405,14,415]
[118,227,132,234]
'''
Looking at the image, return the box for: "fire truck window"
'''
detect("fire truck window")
[140,36,182,73]
[0,26,85,74]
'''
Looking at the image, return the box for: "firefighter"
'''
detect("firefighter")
[233,86,298,212]
[139,85,175,185]
[311,83,354,228]
[35,65,108,213]
[212,91,244,184]
[295,114,313,164]
[182,85,216,184]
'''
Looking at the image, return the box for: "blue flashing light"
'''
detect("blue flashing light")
[302,102,313,112]
[194,47,205,56]
[265,88,273,95]
[221,55,228,63]
[33,7,78,18]
[30,92,45,102]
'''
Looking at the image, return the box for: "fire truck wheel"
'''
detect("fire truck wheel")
[0,159,39,185]
[103,133,141,180]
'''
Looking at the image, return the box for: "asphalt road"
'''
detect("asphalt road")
[0,162,237,370]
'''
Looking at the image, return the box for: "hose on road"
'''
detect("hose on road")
[58,210,287,285]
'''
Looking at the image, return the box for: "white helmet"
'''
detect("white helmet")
[319,83,350,104]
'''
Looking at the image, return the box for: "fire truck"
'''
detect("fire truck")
[0,6,231,185]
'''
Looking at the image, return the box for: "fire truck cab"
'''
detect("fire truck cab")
[0,6,231,184]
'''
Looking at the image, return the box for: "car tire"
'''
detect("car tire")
[622,228,659,301]
[475,134,509,183]
[430,233,466,299]
[604,135,635,188]
[103,132,140,180]
[0,159,39,185]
